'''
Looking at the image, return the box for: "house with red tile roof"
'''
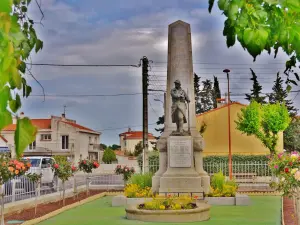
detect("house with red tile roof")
[1,113,102,162]
[196,102,284,156]
[119,128,156,153]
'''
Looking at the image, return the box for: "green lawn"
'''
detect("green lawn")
[38,196,281,225]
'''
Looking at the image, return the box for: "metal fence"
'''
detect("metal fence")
[2,161,275,205]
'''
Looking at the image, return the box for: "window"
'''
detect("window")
[41,134,51,141]
[28,158,40,167]
[89,136,92,143]
[29,140,36,150]
[61,135,69,149]
[94,137,97,143]
[41,158,52,168]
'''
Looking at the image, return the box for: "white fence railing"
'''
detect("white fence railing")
[2,161,275,205]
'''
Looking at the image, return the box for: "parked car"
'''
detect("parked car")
[4,156,58,195]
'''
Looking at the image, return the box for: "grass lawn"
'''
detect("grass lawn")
[38,196,281,225]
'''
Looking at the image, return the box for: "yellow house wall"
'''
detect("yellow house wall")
[196,104,284,156]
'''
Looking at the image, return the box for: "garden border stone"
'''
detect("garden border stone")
[112,194,251,206]
[125,202,211,223]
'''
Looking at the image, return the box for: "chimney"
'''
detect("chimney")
[216,98,226,108]
[20,112,25,119]
[128,127,131,132]
[61,113,66,121]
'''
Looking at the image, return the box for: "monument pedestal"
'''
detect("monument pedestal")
[159,136,204,193]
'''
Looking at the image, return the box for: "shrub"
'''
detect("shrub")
[53,156,68,165]
[115,165,135,181]
[78,159,99,173]
[269,151,300,197]
[102,148,117,164]
[211,171,225,191]
[128,173,152,189]
[124,184,152,198]
[208,171,238,197]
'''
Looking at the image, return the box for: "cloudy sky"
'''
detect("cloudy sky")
[22,0,300,145]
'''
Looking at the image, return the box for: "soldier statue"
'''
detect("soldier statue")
[171,79,190,134]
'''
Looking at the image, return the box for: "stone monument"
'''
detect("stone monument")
[152,20,210,194]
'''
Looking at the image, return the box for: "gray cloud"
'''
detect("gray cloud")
[22,0,299,145]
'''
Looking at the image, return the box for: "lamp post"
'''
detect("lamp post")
[223,69,232,180]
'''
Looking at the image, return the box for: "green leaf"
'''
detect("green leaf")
[2,56,14,72]
[244,28,256,45]
[27,0,31,5]
[295,73,300,81]
[21,6,27,12]
[0,86,12,130]
[29,19,34,24]
[218,0,226,10]
[0,0,12,13]
[264,0,278,5]
[286,85,292,93]
[289,80,298,86]
[9,94,21,113]
[26,85,32,97]
[0,109,12,131]
[18,61,26,73]
[15,117,37,158]
[23,22,28,30]
[208,0,215,13]
[10,68,22,89]
[228,2,239,20]
[35,39,43,53]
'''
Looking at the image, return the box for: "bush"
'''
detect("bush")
[208,171,238,197]
[128,173,152,188]
[102,148,117,164]
[124,184,152,198]
[115,165,135,181]
[53,156,68,165]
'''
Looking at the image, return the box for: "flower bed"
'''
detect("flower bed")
[124,184,152,198]
[138,195,198,210]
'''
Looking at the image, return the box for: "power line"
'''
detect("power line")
[25,63,141,68]
[30,93,143,97]
[96,123,157,131]
[152,61,287,65]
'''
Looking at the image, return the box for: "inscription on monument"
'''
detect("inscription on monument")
[169,139,192,168]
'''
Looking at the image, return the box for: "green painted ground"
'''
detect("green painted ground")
[38,196,281,225]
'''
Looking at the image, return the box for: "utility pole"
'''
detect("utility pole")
[142,56,149,174]
[223,69,232,180]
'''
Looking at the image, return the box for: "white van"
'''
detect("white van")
[25,156,57,186]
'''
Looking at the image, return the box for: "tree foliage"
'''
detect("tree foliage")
[213,76,221,108]
[268,72,298,117]
[199,79,214,113]
[109,144,121,150]
[134,141,143,156]
[155,115,165,134]
[194,73,202,113]
[284,118,300,152]
[0,0,43,158]
[245,68,266,104]
[236,101,291,154]
[102,147,117,164]
[208,0,300,89]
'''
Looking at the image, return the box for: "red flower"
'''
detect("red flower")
[194,196,198,199]
[83,160,86,164]
[53,164,59,169]
[71,166,77,171]
[285,168,289,173]
[289,162,293,166]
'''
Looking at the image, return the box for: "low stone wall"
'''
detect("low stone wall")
[112,194,250,207]
[125,202,211,223]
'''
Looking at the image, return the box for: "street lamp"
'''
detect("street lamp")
[223,69,232,180]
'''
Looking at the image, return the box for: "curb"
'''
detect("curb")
[21,191,122,225]
[282,197,285,225]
